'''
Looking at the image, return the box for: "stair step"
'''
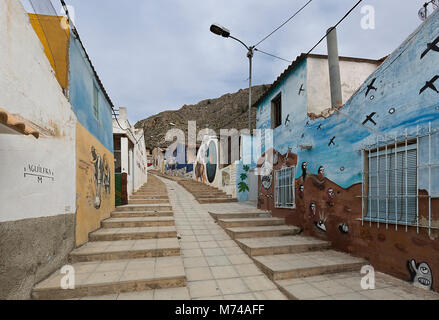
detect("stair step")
[69,238,180,263]
[89,226,177,241]
[132,192,168,196]
[115,204,172,212]
[253,251,367,281]
[218,217,285,228]
[235,236,332,257]
[225,225,301,239]
[32,256,186,300]
[111,211,173,218]
[130,195,168,200]
[198,198,238,204]
[128,199,170,204]
[209,211,270,221]
[102,217,175,228]
[193,194,230,198]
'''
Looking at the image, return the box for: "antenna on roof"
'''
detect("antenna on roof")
[418,0,438,21]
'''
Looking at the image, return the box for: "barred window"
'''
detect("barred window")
[274,166,295,209]
[365,142,417,225]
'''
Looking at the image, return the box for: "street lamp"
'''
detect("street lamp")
[210,24,254,131]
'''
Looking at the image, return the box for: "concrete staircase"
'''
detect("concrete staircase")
[210,209,367,300]
[31,175,186,300]
[178,179,237,204]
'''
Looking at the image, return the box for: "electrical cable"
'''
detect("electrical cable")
[254,48,292,63]
[253,0,313,48]
[305,0,363,56]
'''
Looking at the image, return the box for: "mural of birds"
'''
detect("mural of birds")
[420,35,439,59]
[419,75,439,94]
[362,112,377,126]
[328,136,336,147]
[365,78,377,97]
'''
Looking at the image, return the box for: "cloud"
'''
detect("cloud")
[59,0,426,124]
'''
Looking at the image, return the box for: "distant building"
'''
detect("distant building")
[113,107,148,204]
[152,147,166,173]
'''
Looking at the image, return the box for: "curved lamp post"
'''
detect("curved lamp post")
[210,24,254,131]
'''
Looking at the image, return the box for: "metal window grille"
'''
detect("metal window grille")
[361,124,438,235]
[365,143,417,225]
[274,166,295,209]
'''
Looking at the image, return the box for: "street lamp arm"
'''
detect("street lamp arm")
[229,36,250,51]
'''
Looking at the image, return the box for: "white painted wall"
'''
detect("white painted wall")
[307,56,380,115]
[113,107,148,195]
[0,0,77,222]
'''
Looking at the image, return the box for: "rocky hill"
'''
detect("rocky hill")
[135,85,269,150]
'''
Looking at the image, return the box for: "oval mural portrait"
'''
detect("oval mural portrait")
[206,140,217,184]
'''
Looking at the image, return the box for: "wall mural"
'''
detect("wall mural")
[194,161,206,184]
[365,78,377,97]
[76,122,114,246]
[254,10,439,292]
[420,35,439,59]
[419,75,439,94]
[90,146,111,209]
[338,223,349,234]
[222,169,231,187]
[315,211,327,233]
[238,165,250,193]
[206,140,217,184]
[408,259,433,290]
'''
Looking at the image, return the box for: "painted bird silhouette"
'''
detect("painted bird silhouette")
[328,136,336,147]
[365,78,377,97]
[419,76,439,94]
[285,114,290,126]
[362,112,377,126]
[298,84,305,95]
[420,35,439,60]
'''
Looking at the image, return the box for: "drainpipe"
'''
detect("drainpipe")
[326,27,343,108]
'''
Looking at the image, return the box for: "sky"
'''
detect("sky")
[24,0,432,124]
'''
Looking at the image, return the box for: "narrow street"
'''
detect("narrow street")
[161,176,439,300]
[32,174,439,300]
[2,0,439,305]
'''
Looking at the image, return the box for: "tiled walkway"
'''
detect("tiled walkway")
[160,176,439,301]
[159,177,287,300]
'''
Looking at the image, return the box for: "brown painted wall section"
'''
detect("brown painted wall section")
[258,150,439,293]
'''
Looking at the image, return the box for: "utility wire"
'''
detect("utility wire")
[254,48,292,63]
[305,0,363,56]
[253,0,313,48]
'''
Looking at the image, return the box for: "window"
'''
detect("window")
[364,142,417,225]
[271,94,282,129]
[274,166,296,209]
[93,84,99,120]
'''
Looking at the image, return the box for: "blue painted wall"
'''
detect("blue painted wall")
[236,161,250,202]
[165,143,193,172]
[68,31,114,152]
[256,11,439,195]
